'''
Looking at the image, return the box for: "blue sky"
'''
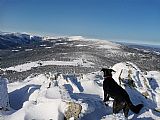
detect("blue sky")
[0,0,160,45]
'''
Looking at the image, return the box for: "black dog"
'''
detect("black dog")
[101,68,143,117]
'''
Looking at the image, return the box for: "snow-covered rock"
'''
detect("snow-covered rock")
[0,77,10,111]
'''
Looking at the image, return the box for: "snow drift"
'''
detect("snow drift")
[1,62,160,120]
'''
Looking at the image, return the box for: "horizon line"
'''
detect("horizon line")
[0,30,160,46]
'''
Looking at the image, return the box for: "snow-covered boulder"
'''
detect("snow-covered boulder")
[112,62,150,90]
[112,62,160,111]
[0,77,10,111]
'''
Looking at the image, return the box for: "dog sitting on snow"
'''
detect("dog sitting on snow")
[101,68,143,117]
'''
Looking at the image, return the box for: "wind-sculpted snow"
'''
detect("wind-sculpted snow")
[1,62,160,119]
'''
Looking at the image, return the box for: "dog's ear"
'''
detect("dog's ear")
[101,68,105,71]
[111,69,116,72]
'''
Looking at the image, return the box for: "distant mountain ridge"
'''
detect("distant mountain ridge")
[117,42,160,55]
[0,31,42,49]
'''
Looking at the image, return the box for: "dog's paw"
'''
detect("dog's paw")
[104,103,109,107]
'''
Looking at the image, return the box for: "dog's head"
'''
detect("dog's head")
[101,68,115,77]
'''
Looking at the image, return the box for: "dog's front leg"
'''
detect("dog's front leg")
[103,91,110,102]
[123,103,129,118]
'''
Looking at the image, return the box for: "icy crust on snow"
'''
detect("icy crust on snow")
[1,62,160,119]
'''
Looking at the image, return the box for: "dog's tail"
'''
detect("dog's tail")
[128,103,143,114]
[124,94,143,114]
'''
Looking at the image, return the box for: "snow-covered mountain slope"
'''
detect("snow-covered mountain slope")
[1,62,160,120]
[1,33,159,83]
[0,32,42,49]
[122,43,160,55]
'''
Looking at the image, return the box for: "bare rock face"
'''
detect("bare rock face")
[0,77,10,111]
[64,102,82,120]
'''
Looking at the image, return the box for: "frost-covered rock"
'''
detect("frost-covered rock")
[0,77,10,111]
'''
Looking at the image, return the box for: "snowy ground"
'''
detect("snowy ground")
[2,59,94,72]
[1,61,160,120]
